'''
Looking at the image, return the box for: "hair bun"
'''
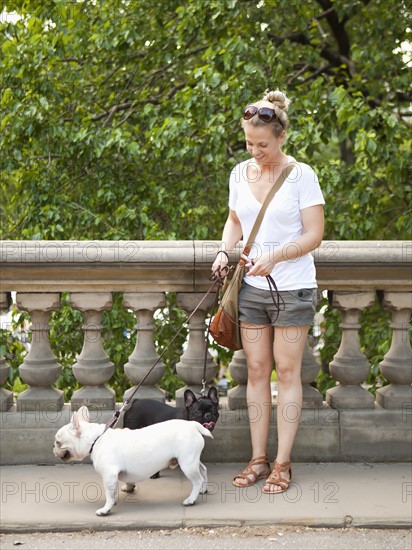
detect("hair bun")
[262,90,291,111]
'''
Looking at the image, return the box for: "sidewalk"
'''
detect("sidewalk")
[1,462,411,532]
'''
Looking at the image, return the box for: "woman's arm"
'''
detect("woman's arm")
[247,204,324,276]
[211,209,243,273]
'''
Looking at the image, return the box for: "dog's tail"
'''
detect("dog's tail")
[194,422,214,439]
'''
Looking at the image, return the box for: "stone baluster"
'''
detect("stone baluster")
[123,293,166,402]
[326,291,375,408]
[301,338,323,408]
[175,293,218,407]
[69,293,115,410]
[0,292,13,411]
[227,349,248,409]
[376,291,412,409]
[16,293,63,411]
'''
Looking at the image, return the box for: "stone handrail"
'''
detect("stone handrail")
[0,240,411,415]
[1,240,411,291]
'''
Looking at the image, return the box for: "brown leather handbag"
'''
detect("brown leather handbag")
[209,163,296,350]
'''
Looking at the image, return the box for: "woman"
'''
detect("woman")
[211,90,324,494]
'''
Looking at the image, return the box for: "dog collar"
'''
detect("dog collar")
[89,411,121,454]
[89,426,108,454]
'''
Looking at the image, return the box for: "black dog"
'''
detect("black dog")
[122,387,219,480]
[123,387,219,432]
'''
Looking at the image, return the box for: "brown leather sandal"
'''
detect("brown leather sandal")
[232,455,271,488]
[262,460,292,494]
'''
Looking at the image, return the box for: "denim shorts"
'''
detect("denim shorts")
[238,283,318,327]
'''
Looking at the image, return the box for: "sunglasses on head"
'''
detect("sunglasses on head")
[243,105,283,127]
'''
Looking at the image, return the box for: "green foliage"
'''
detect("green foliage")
[1,0,410,242]
[101,292,136,401]
[152,292,210,399]
[0,321,28,394]
[360,297,392,393]
[1,0,410,397]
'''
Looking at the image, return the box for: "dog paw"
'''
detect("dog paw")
[96,508,111,516]
[121,483,135,493]
[182,498,196,506]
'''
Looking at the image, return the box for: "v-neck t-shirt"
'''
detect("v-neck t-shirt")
[228,156,325,291]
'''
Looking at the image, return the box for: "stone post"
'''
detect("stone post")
[301,339,323,408]
[326,291,375,408]
[376,291,412,409]
[16,293,63,411]
[175,293,218,407]
[227,349,248,409]
[123,293,166,402]
[69,293,115,410]
[0,292,13,411]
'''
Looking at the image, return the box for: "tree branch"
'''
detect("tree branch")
[287,61,335,85]
[90,43,207,125]
[166,82,186,99]
[91,102,133,123]
[114,109,137,128]
[316,0,350,56]
[91,82,187,126]
[67,201,118,232]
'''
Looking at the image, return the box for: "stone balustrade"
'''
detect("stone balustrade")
[0,240,411,463]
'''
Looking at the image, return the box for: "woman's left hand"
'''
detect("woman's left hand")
[246,254,276,277]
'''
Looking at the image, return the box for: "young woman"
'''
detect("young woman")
[212,90,324,494]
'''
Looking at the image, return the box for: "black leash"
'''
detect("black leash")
[201,285,221,396]
[89,271,226,452]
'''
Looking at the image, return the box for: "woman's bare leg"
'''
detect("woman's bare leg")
[233,323,273,485]
[263,325,309,493]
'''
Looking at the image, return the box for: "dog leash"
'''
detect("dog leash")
[91,271,226,445]
[201,283,222,396]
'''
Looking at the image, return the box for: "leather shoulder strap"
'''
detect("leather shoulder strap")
[240,162,297,263]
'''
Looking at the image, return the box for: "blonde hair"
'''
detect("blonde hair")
[243,89,291,137]
[262,89,291,112]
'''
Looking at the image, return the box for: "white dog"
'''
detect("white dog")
[53,406,212,516]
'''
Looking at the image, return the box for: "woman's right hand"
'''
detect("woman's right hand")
[211,251,229,276]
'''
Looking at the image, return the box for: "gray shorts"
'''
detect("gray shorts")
[238,283,318,327]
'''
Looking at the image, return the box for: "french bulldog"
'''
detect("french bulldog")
[53,406,212,516]
[123,387,220,432]
[122,387,219,482]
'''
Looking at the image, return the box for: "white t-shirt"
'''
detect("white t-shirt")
[228,156,325,291]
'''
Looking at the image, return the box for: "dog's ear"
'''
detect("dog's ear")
[77,406,90,424]
[70,411,82,436]
[184,389,197,408]
[70,406,90,436]
[208,386,219,404]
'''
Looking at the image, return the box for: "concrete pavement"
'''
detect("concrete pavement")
[1,462,411,532]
